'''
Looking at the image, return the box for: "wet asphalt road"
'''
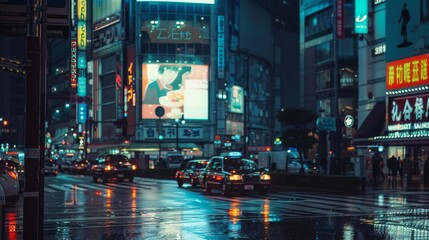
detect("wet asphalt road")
[4,173,429,239]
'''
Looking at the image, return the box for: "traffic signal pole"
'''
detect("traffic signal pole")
[23,0,46,239]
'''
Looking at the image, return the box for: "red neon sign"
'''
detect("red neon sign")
[386,53,429,91]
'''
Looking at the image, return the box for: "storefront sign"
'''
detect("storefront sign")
[386,53,429,91]
[217,16,225,78]
[141,20,209,44]
[77,22,87,50]
[335,0,344,38]
[142,126,203,140]
[78,0,86,21]
[388,93,429,137]
[354,0,368,34]
[93,23,121,49]
[70,39,77,88]
[372,44,386,56]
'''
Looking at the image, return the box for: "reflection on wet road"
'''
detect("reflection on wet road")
[4,174,429,239]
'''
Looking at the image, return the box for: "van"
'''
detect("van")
[164,152,185,168]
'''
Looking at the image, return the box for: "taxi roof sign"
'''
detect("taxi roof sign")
[220,152,242,157]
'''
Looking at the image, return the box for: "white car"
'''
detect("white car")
[0,161,21,205]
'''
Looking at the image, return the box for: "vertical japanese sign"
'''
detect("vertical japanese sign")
[336,0,344,38]
[76,0,87,124]
[70,39,77,88]
[217,16,225,79]
[354,0,368,34]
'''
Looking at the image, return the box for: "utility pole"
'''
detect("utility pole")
[23,0,46,239]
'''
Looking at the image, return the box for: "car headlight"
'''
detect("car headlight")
[260,174,271,181]
[229,174,242,181]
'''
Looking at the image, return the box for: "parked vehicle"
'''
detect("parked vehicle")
[203,152,271,197]
[91,154,136,183]
[175,159,208,187]
[45,159,59,176]
[2,159,24,191]
[71,160,89,174]
[59,160,75,173]
[0,161,21,205]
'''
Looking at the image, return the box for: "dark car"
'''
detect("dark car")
[1,159,24,192]
[203,152,271,197]
[91,155,136,183]
[175,159,208,187]
[71,160,89,174]
[45,159,59,176]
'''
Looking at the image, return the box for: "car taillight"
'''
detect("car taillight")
[8,171,18,180]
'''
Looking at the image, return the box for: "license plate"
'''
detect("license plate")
[118,174,124,178]
[244,185,254,190]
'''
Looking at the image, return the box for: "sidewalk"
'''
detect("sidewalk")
[364,175,429,193]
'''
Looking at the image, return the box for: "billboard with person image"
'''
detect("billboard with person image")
[141,63,208,120]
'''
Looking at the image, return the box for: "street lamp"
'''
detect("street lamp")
[175,117,186,151]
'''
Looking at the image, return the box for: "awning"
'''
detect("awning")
[355,136,429,146]
[87,141,125,151]
[355,102,385,139]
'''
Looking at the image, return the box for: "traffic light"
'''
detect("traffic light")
[2,119,8,126]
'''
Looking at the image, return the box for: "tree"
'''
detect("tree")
[277,107,318,173]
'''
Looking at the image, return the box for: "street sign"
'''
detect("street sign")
[316,117,336,132]
[344,115,354,128]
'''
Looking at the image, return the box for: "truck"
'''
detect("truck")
[257,149,302,172]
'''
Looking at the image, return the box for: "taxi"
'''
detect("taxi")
[203,152,270,197]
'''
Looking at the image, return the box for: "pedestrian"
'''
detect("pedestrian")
[398,156,403,180]
[391,156,399,180]
[387,155,396,177]
[372,153,385,182]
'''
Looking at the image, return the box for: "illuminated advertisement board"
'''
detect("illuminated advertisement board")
[388,93,429,137]
[354,0,368,34]
[70,39,77,88]
[386,0,429,61]
[229,85,244,114]
[78,0,87,21]
[386,53,429,91]
[141,20,210,44]
[141,64,208,120]
[77,22,87,50]
[137,0,214,4]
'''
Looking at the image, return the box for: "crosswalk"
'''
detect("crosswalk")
[8,177,429,240]
[43,177,175,193]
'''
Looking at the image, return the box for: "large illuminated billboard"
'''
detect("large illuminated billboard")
[137,0,214,3]
[141,64,208,120]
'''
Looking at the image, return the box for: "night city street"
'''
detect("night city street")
[2,0,429,239]
[4,174,429,240]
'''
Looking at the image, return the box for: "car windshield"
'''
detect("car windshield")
[194,161,208,169]
[223,158,257,172]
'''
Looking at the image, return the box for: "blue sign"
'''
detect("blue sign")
[77,103,87,124]
[316,117,336,132]
[354,0,368,34]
